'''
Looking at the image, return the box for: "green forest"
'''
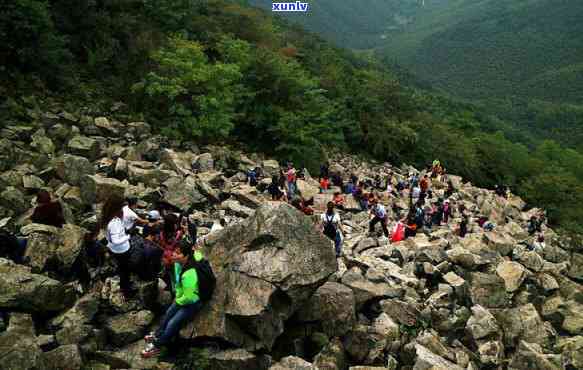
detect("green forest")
[1,0,583,235]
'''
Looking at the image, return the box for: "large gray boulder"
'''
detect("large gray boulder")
[413,344,464,370]
[160,148,195,176]
[181,203,337,351]
[341,267,403,310]
[194,152,214,172]
[162,176,207,211]
[0,313,44,370]
[493,303,555,349]
[68,135,101,160]
[23,223,86,276]
[262,159,280,177]
[31,128,55,155]
[568,253,583,281]
[127,162,175,187]
[41,344,83,370]
[80,174,127,205]
[0,138,16,171]
[270,356,314,370]
[469,272,509,308]
[55,154,95,186]
[104,310,154,346]
[0,258,75,313]
[508,341,562,370]
[208,348,272,370]
[296,282,356,337]
[0,186,27,215]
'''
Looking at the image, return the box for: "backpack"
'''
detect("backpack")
[415,208,425,227]
[184,259,216,302]
[323,214,337,240]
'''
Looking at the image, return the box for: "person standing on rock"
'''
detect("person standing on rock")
[319,176,330,193]
[321,202,344,257]
[369,198,389,239]
[101,194,135,298]
[142,241,205,358]
[442,199,452,224]
[31,189,65,228]
[122,197,148,235]
[286,163,297,198]
[319,162,329,180]
[458,213,469,238]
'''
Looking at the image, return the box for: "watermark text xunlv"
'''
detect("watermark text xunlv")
[272,1,309,12]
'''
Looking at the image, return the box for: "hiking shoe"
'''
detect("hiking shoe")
[141,343,161,358]
[144,332,157,343]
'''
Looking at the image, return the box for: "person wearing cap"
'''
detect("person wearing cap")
[123,197,148,234]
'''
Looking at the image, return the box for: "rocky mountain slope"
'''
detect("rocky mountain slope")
[0,109,582,370]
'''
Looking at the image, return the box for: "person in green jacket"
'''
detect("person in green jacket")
[142,240,204,358]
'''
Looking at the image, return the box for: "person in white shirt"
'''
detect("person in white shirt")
[411,185,421,205]
[369,198,389,238]
[122,197,148,233]
[321,202,344,256]
[101,195,135,298]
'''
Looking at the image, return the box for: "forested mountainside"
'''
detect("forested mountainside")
[248,0,420,49]
[1,0,583,234]
[379,0,583,105]
[252,0,583,153]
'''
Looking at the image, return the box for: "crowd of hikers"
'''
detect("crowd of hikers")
[245,159,548,257]
[0,158,549,359]
[97,194,216,358]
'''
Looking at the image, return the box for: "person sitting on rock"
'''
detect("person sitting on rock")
[268,175,286,201]
[369,198,389,239]
[160,213,184,284]
[321,202,344,257]
[344,179,355,195]
[527,214,543,235]
[354,182,367,211]
[432,200,443,226]
[101,194,136,298]
[402,210,418,239]
[319,162,329,180]
[142,241,205,358]
[122,197,148,235]
[31,190,65,228]
[332,191,345,210]
[247,168,258,187]
[477,216,495,231]
[291,197,314,216]
[331,173,343,188]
